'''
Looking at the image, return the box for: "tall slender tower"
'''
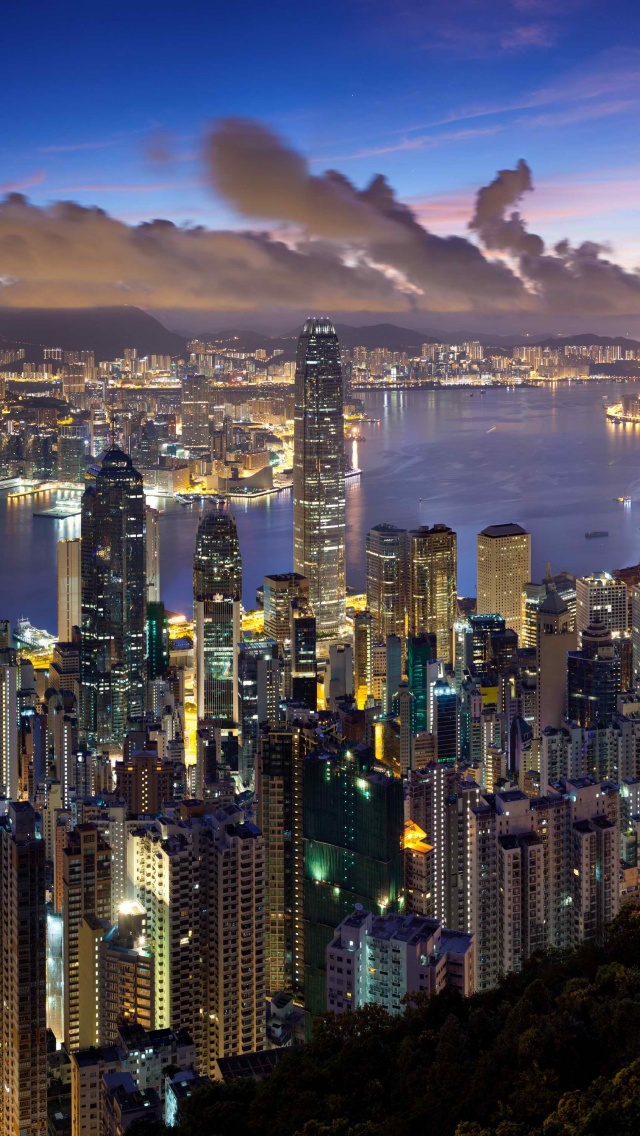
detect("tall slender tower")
[476,523,531,637]
[194,502,242,722]
[293,319,346,636]
[366,523,407,642]
[80,448,146,744]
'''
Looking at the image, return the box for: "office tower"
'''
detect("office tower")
[0,803,47,1136]
[433,679,458,763]
[195,597,240,721]
[58,537,81,641]
[290,597,317,709]
[0,618,11,648]
[238,639,278,781]
[407,633,437,733]
[194,503,242,723]
[326,909,474,1013]
[63,824,112,1051]
[303,746,404,1016]
[81,448,146,744]
[57,424,86,482]
[385,634,402,716]
[366,523,407,641]
[408,524,457,660]
[536,588,576,735]
[256,726,304,996]
[0,649,18,799]
[293,318,346,636]
[477,523,531,636]
[522,581,546,648]
[324,642,354,710]
[469,612,506,669]
[567,620,622,727]
[146,601,169,680]
[576,571,628,639]
[145,505,161,603]
[263,572,309,648]
[353,610,373,707]
[181,373,211,447]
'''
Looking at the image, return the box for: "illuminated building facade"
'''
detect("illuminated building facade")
[263,572,308,648]
[57,537,82,642]
[303,746,404,1016]
[63,823,112,1052]
[80,447,146,744]
[408,524,457,661]
[181,373,211,448]
[293,319,346,636]
[193,503,242,722]
[0,802,47,1136]
[366,523,407,642]
[477,523,531,637]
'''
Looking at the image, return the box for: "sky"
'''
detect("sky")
[2,0,640,334]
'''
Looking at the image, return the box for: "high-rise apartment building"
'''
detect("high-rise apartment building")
[238,639,279,781]
[353,610,373,707]
[0,648,18,799]
[477,523,531,636]
[263,572,308,648]
[576,571,628,639]
[0,802,47,1136]
[57,424,86,482]
[128,807,266,1072]
[80,448,146,744]
[63,824,112,1051]
[256,725,305,996]
[408,524,457,660]
[326,909,474,1014]
[58,537,82,642]
[293,319,346,636]
[366,523,407,641]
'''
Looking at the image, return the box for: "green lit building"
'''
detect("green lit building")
[146,601,169,680]
[407,632,437,733]
[303,745,404,1016]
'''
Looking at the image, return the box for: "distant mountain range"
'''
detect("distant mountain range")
[1,306,639,361]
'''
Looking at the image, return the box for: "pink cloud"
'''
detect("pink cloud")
[500,22,556,48]
[0,171,46,193]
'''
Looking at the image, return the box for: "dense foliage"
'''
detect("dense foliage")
[130,905,640,1136]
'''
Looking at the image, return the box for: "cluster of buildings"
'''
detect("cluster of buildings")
[3,318,640,1135]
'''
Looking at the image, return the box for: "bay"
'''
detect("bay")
[1,380,639,633]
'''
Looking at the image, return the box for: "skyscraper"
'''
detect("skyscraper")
[57,537,81,642]
[145,505,161,604]
[193,502,242,723]
[303,746,404,1016]
[477,523,531,637]
[80,447,146,744]
[290,596,317,710]
[408,524,457,661]
[181,373,211,448]
[366,523,407,641]
[63,824,112,1052]
[576,571,628,639]
[293,319,346,636]
[0,802,47,1136]
[263,572,309,649]
[536,587,576,736]
[0,648,18,800]
[567,619,622,727]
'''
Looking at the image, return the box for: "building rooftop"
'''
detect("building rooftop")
[215,1050,284,1081]
[480,523,529,538]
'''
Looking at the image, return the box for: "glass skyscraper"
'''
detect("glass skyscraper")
[293,319,346,637]
[193,502,242,722]
[80,447,146,744]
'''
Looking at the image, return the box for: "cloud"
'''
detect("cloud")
[524,97,638,127]
[500,22,556,49]
[314,126,503,163]
[0,171,46,193]
[2,117,640,317]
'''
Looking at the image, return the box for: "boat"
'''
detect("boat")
[585,531,609,539]
[615,496,631,504]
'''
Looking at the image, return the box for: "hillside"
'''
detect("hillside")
[129,904,640,1136]
[0,306,186,360]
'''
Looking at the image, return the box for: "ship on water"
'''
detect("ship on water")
[585,531,609,539]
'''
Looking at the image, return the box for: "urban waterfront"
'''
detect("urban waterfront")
[1,379,640,632]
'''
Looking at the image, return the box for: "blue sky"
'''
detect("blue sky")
[2,0,640,329]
